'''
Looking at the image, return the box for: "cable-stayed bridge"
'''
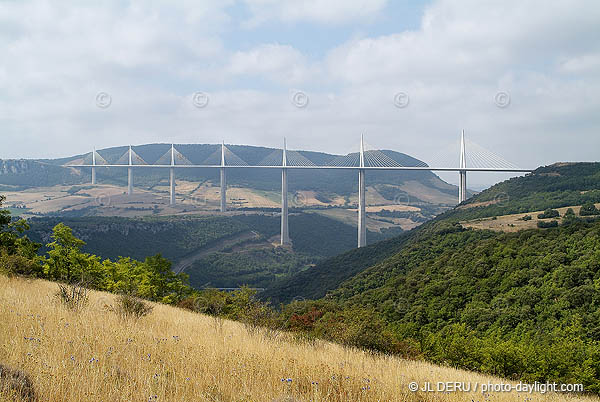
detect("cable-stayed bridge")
[68,131,532,248]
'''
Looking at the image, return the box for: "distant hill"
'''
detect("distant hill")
[0,143,457,199]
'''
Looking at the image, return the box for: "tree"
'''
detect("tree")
[562,208,578,225]
[538,209,559,219]
[43,223,103,285]
[136,254,191,303]
[580,203,599,216]
[0,196,42,276]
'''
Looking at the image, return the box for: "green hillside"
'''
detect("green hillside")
[261,162,600,391]
[260,232,412,303]
[265,162,600,303]
[449,162,600,221]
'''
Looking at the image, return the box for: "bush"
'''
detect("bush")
[55,282,89,312]
[562,208,578,225]
[112,294,153,319]
[519,215,532,221]
[538,209,559,219]
[0,251,41,277]
[580,202,600,216]
[0,363,36,402]
[537,220,558,228]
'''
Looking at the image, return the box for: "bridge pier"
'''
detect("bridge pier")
[281,167,290,245]
[280,139,290,245]
[127,167,133,195]
[459,170,467,203]
[220,168,226,212]
[358,168,366,248]
[169,167,175,205]
[91,148,97,184]
[458,130,467,203]
[220,142,227,212]
[357,135,366,248]
[127,145,133,195]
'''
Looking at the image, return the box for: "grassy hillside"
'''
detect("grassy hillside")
[0,275,594,402]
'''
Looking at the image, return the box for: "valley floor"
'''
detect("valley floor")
[1,275,596,402]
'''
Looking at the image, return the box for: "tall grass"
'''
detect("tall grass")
[0,275,597,402]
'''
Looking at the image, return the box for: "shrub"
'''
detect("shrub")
[538,208,559,219]
[537,220,558,228]
[580,202,600,216]
[0,251,40,277]
[519,215,532,221]
[0,363,36,402]
[562,208,578,225]
[112,294,153,319]
[55,282,89,312]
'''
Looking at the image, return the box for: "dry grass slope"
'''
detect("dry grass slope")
[1,275,597,402]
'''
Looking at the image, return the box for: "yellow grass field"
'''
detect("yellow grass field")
[1,275,597,402]
[461,203,600,232]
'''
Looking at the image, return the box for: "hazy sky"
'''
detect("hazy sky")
[1,0,599,186]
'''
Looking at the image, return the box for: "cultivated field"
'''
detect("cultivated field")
[1,275,596,401]
[461,203,600,232]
